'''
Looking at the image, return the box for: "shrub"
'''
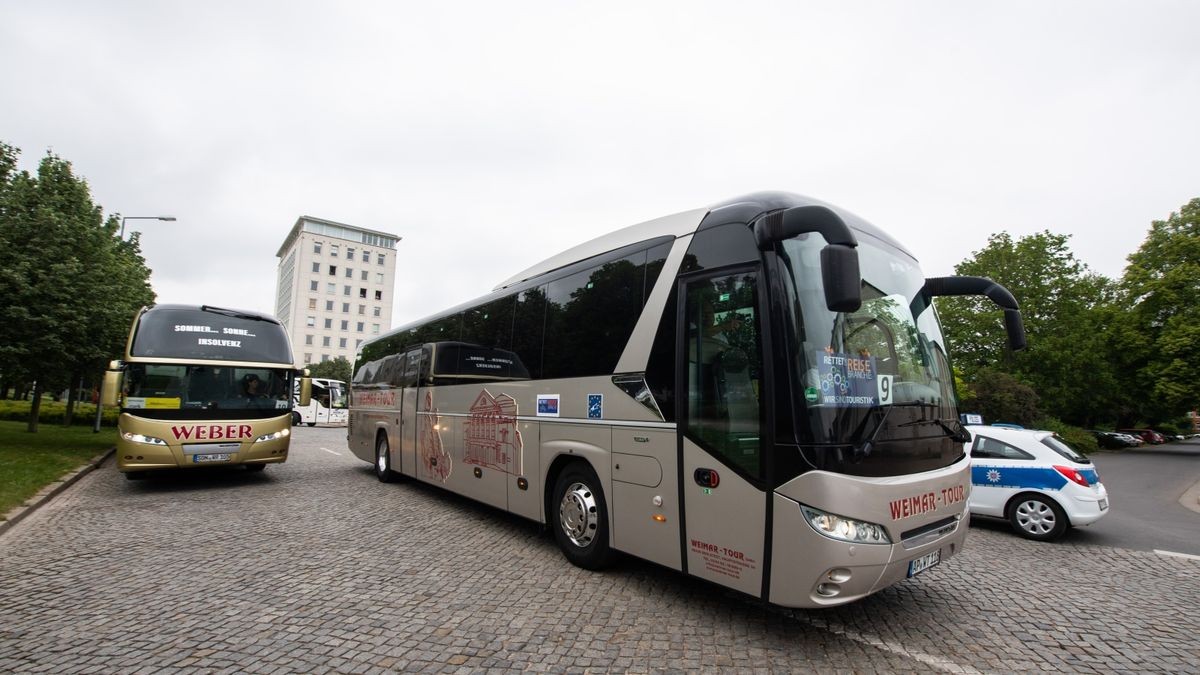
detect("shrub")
[0,400,119,427]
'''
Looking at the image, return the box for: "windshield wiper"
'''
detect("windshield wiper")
[852,404,895,461]
[896,402,972,443]
[201,305,269,322]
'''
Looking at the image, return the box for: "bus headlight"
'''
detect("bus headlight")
[254,428,290,443]
[800,504,891,545]
[122,432,167,446]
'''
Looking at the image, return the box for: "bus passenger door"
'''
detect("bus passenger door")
[679,270,768,598]
[399,348,423,477]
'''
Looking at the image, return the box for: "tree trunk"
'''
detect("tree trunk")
[27,380,42,433]
[0,379,8,399]
[64,372,81,426]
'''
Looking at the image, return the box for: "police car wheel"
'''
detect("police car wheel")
[1009,494,1068,541]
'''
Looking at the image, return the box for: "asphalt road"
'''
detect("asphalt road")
[1,426,1198,673]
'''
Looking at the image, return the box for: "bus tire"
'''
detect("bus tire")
[306,422,316,427]
[124,471,146,481]
[245,463,266,473]
[375,433,397,483]
[291,412,301,426]
[551,463,616,570]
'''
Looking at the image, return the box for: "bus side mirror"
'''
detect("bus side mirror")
[101,368,122,407]
[298,376,312,407]
[821,244,862,313]
[917,276,1026,351]
[754,204,862,313]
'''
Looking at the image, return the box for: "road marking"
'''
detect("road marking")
[1155,549,1200,562]
[320,447,342,456]
[784,613,982,674]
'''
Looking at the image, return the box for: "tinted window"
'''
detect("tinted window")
[511,286,546,379]
[542,252,649,379]
[1042,435,1090,464]
[130,307,293,364]
[460,296,514,351]
[680,222,759,274]
[645,285,677,422]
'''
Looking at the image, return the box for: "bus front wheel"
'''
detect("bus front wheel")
[375,434,397,483]
[291,412,301,426]
[551,463,616,570]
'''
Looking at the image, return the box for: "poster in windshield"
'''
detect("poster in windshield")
[131,308,292,363]
[815,349,883,407]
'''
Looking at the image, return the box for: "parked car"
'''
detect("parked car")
[1117,428,1164,445]
[1114,432,1144,447]
[1088,430,1137,449]
[966,425,1109,541]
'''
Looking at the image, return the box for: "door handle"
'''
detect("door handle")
[694,468,720,489]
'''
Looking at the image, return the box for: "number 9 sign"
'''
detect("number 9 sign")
[877,374,894,406]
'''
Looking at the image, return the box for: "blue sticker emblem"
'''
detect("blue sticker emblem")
[587,394,603,419]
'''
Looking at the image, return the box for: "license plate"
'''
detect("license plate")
[1099,498,1108,511]
[193,453,231,463]
[907,550,941,578]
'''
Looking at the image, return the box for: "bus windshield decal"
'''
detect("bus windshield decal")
[815,349,880,407]
[131,308,291,363]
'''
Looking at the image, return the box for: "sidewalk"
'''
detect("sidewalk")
[0,447,114,537]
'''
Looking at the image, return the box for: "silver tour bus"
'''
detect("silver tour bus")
[348,192,1024,607]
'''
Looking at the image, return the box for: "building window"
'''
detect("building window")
[372,323,380,334]
[377,253,385,265]
[361,250,369,262]
[339,338,347,348]
[373,306,381,317]
[322,354,330,362]
[309,280,318,291]
[322,336,331,347]
[360,270,368,281]
[328,265,337,275]
[356,321,364,332]
[324,318,332,329]
[358,304,366,315]
[359,288,367,298]
[343,285,352,295]
[306,315,315,327]
[331,244,340,257]
[340,320,349,330]
[313,242,322,254]
[307,298,316,309]
[342,302,350,313]
[311,262,320,273]
[304,352,312,363]
[346,247,355,260]
[375,290,383,301]
[305,334,313,345]
[376,272,384,283]
[345,267,353,278]
[325,300,334,311]
[355,339,362,348]
[326,282,336,294]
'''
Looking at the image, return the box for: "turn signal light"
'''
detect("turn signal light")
[1054,465,1090,487]
[652,514,667,523]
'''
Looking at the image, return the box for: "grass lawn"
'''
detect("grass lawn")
[0,421,117,517]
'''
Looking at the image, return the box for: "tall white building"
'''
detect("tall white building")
[275,216,401,366]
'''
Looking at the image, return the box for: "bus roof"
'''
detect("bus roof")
[493,192,913,291]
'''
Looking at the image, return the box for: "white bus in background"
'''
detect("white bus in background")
[293,378,348,427]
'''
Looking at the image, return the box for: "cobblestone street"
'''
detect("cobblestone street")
[1,426,1198,673]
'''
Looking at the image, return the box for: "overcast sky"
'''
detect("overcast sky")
[3,1,1198,327]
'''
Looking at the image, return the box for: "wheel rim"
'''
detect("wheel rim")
[559,481,599,548]
[1015,500,1057,535]
[377,442,388,474]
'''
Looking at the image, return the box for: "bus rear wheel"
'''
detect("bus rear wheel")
[375,434,397,483]
[291,412,301,426]
[551,463,615,570]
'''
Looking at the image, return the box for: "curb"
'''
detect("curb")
[0,447,114,538]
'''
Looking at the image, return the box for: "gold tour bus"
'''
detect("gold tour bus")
[348,192,1026,607]
[102,304,311,479]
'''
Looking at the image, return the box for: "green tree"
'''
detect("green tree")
[307,357,352,383]
[0,146,154,431]
[935,231,1119,427]
[1116,198,1200,424]
[960,369,1041,427]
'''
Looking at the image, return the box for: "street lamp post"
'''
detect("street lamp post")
[95,214,177,432]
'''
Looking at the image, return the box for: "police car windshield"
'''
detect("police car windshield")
[778,235,960,477]
[1041,435,1090,464]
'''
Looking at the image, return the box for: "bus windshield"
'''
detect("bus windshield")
[123,363,294,419]
[778,234,961,476]
[130,306,293,364]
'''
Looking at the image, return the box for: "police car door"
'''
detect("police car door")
[969,434,1035,518]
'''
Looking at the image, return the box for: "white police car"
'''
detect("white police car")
[966,425,1109,541]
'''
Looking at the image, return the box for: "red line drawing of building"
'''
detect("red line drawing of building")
[463,389,523,476]
[419,390,451,482]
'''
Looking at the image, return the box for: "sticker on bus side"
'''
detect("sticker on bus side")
[536,394,560,417]
[587,394,602,419]
[124,397,182,409]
